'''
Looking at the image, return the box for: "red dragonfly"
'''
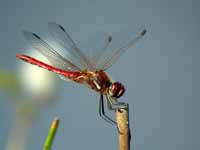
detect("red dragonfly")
[16,23,146,125]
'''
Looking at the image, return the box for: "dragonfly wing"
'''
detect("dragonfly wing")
[48,22,94,70]
[22,30,81,71]
[94,27,146,70]
[76,31,113,70]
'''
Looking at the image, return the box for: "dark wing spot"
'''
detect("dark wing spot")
[141,29,147,36]
[32,33,41,39]
[58,24,66,32]
[108,35,112,43]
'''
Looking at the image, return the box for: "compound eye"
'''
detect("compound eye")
[117,87,125,98]
[109,82,125,98]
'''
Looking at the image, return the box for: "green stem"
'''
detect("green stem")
[43,117,59,150]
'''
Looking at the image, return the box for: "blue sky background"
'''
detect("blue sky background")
[0,0,199,150]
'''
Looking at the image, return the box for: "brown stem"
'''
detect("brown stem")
[116,105,131,150]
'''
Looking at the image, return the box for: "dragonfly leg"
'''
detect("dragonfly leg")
[105,95,128,134]
[98,94,116,125]
[106,95,128,110]
[99,95,122,133]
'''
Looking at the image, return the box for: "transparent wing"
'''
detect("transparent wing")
[73,30,113,71]
[92,35,112,66]
[48,22,94,70]
[22,30,81,71]
[93,27,146,70]
[78,31,113,69]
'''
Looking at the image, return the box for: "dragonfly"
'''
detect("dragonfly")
[16,23,146,125]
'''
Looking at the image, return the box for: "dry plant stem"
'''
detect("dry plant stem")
[116,105,131,150]
[43,117,59,150]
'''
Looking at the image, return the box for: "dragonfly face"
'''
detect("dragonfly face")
[108,82,125,98]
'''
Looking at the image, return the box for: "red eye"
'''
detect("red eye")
[117,87,125,98]
[111,82,119,92]
[109,82,125,98]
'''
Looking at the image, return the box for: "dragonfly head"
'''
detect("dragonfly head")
[109,82,125,98]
